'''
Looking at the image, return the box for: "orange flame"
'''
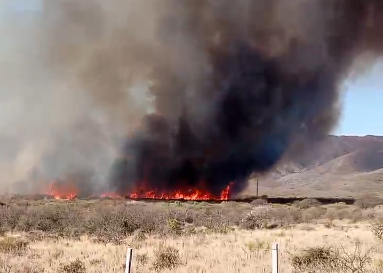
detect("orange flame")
[45,180,234,201]
[127,182,234,201]
[47,179,78,200]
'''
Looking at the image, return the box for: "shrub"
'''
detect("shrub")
[133,230,147,241]
[246,239,270,253]
[167,219,183,235]
[370,219,383,241]
[240,206,271,229]
[152,246,181,271]
[355,195,383,209]
[251,199,268,206]
[294,199,321,210]
[291,246,339,272]
[136,253,149,266]
[291,241,374,273]
[59,259,86,273]
[302,207,326,222]
[0,237,29,254]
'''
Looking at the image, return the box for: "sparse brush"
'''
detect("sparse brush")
[59,259,86,273]
[370,219,383,241]
[133,230,147,241]
[291,246,339,272]
[240,206,271,229]
[136,253,149,266]
[355,195,383,209]
[0,237,29,254]
[246,239,270,253]
[251,198,268,206]
[0,228,5,237]
[291,241,374,273]
[294,199,321,210]
[152,246,182,271]
[167,219,183,235]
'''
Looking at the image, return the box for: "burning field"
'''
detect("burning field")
[0,0,383,203]
[46,179,233,201]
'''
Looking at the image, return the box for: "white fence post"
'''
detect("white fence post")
[272,243,279,273]
[125,248,133,273]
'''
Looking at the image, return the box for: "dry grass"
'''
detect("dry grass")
[0,222,382,273]
[1,199,383,272]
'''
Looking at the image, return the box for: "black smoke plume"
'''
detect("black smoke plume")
[2,0,382,197]
[105,0,383,197]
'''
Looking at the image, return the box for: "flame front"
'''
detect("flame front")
[45,180,233,201]
[47,179,78,200]
[128,184,232,201]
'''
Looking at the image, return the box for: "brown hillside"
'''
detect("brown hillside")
[246,135,383,198]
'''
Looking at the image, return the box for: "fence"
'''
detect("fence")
[124,243,281,273]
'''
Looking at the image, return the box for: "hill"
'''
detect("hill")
[246,135,383,198]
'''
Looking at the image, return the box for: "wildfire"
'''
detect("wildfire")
[47,179,78,200]
[128,183,233,201]
[46,180,234,201]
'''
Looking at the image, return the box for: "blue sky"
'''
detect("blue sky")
[2,0,382,136]
[335,64,383,136]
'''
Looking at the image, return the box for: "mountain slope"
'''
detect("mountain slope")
[246,135,383,198]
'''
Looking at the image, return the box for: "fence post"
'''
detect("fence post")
[272,243,279,273]
[125,248,133,273]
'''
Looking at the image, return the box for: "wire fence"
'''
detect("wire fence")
[124,241,381,273]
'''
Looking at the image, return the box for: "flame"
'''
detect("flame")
[47,179,78,200]
[45,179,234,201]
[127,182,234,201]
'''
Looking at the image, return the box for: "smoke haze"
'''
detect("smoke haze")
[0,0,382,196]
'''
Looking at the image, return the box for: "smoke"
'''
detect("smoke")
[0,0,382,196]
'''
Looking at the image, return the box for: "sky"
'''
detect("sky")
[335,63,383,136]
[1,0,382,137]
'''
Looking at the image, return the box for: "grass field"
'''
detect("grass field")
[1,198,383,272]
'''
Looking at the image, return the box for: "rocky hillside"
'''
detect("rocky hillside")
[246,135,383,198]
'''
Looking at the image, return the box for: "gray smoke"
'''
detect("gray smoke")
[0,0,382,196]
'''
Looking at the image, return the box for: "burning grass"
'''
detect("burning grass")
[46,180,234,201]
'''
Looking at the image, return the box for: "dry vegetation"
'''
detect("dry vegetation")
[1,197,383,272]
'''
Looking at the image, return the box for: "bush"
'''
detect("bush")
[0,201,250,239]
[302,207,326,222]
[245,239,270,254]
[291,246,339,272]
[355,195,383,209]
[294,199,321,210]
[251,199,268,206]
[152,246,181,271]
[60,259,86,273]
[167,219,183,235]
[291,241,374,273]
[0,237,29,254]
[240,206,271,229]
[136,253,149,266]
[370,219,383,241]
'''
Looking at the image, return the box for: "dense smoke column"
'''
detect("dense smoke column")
[4,0,381,196]
[107,0,383,197]
[110,43,337,196]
